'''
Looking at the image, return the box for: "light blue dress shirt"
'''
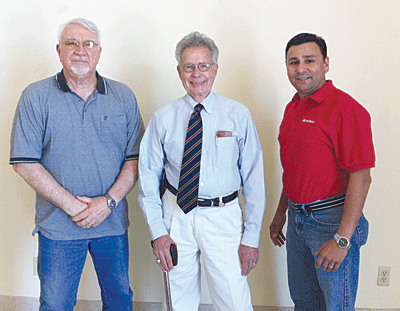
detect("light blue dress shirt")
[138,92,266,247]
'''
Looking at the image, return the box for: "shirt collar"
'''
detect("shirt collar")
[292,80,334,104]
[55,70,107,94]
[184,91,215,114]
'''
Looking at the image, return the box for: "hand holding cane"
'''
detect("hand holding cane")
[152,241,178,311]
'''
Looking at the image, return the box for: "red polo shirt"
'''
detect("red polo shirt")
[278,81,375,204]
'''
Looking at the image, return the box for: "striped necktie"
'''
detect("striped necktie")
[177,104,204,213]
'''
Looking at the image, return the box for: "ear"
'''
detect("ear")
[213,63,219,75]
[324,56,329,74]
[177,65,184,79]
[56,44,63,61]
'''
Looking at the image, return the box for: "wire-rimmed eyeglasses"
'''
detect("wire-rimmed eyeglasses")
[61,39,100,50]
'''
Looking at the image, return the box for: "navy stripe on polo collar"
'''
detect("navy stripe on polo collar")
[56,70,107,94]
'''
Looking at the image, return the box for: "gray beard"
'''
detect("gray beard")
[71,65,90,75]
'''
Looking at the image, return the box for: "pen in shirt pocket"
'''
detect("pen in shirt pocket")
[215,131,233,145]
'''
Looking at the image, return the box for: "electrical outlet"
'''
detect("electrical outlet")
[377,266,390,286]
[33,257,38,276]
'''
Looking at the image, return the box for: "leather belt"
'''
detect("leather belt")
[289,194,345,214]
[164,178,238,207]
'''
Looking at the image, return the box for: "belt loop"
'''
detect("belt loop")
[219,196,225,207]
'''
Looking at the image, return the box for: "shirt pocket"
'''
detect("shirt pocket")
[100,114,126,144]
[216,136,239,168]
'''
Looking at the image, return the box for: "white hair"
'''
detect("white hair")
[58,17,101,44]
[175,31,219,65]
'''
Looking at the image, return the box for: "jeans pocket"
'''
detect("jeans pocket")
[310,206,344,226]
[353,213,369,247]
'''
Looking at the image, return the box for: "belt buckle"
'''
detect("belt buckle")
[210,197,225,207]
[198,197,225,207]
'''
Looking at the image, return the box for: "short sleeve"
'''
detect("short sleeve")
[10,86,45,164]
[335,102,375,172]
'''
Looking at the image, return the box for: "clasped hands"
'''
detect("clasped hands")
[71,195,112,229]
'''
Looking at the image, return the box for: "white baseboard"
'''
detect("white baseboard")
[1,295,398,311]
[0,296,291,311]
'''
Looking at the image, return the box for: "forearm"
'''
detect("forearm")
[337,169,372,239]
[269,188,288,247]
[277,189,289,214]
[13,162,85,216]
[107,160,138,205]
[241,181,266,248]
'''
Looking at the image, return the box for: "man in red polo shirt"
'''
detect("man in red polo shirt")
[269,33,375,311]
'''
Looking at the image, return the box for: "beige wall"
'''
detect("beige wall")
[1,0,399,308]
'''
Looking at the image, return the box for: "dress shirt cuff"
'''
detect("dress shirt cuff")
[241,229,260,248]
[149,220,169,241]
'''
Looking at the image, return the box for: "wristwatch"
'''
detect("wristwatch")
[333,233,351,250]
[104,192,117,211]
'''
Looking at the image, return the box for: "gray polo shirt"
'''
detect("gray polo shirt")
[10,71,145,240]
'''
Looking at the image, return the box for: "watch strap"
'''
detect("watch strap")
[104,192,117,211]
[333,233,351,250]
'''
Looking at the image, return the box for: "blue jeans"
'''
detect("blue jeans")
[286,200,369,311]
[38,232,133,311]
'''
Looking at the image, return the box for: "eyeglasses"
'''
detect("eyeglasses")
[181,63,214,73]
[61,39,99,50]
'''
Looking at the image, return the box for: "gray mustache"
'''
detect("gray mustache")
[72,56,88,61]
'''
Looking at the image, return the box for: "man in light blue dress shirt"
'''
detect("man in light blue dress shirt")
[138,32,266,311]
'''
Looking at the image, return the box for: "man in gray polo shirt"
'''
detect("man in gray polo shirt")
[9,18,144,310]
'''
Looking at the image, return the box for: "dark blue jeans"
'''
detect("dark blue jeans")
[286,201,369,311]
[38,232,133,311]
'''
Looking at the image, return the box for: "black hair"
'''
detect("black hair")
[285,33,327,59]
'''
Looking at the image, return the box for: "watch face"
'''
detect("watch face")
[109,199,116,208]
[338,237,349,248]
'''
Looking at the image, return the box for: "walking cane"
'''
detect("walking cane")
[152,241,178,311]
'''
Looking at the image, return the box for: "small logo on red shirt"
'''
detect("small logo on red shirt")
[302,119,315,123]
